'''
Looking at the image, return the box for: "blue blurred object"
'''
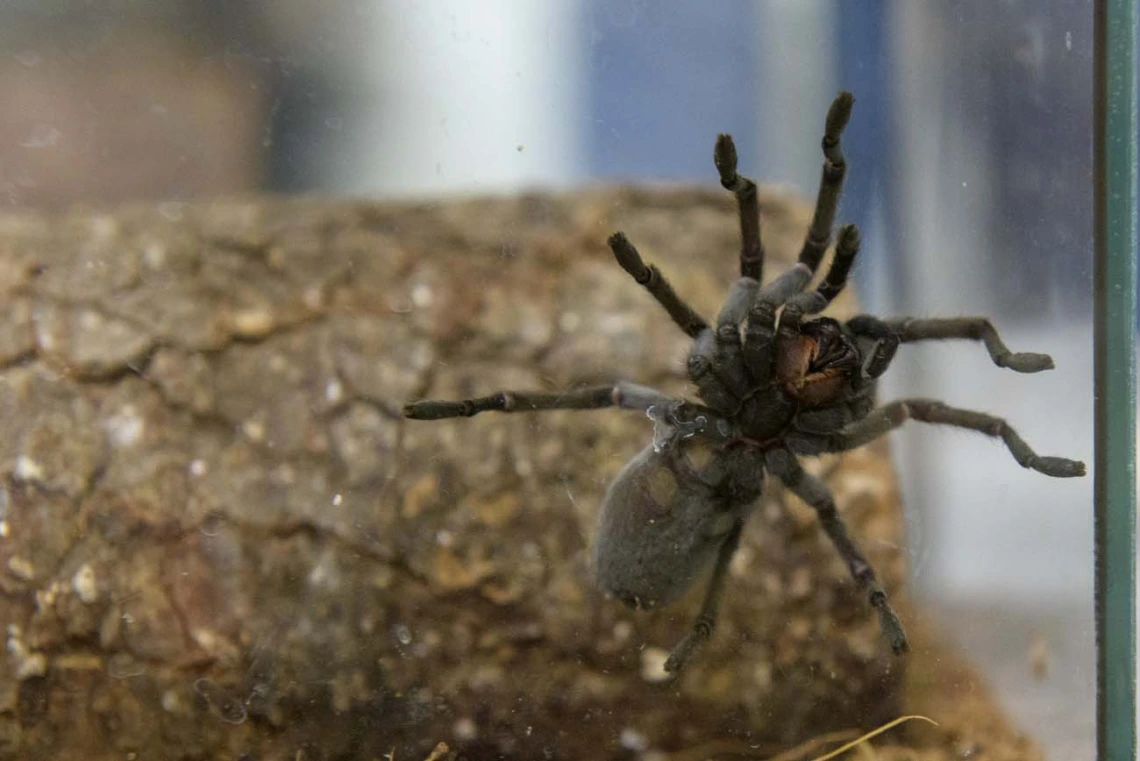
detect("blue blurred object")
[579,0,762,182]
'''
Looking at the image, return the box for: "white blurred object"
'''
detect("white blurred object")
[334,2,584,197]
[756,0,838,190]
[881,323,1093,602]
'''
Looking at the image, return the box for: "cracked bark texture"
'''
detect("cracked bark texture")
[0,190,1032,761]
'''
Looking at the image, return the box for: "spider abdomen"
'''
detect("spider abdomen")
[593,440,759,610]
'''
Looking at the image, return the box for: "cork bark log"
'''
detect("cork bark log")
[0,190,1037,761]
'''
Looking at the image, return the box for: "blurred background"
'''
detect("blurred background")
[0,1,1096,758]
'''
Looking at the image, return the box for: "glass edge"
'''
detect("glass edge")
[1095,0,1139,759]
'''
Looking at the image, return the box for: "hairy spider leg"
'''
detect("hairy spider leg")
[797,91,855,273]
[687,330,738,412]
[403,381,675,420]
[738,92,855,383]
[772,224,870,384]
[825,399,1086,478]
[888,317,1054,373]
[688,277,760,412]
[607,232,709,338]
[847,313,1057,378]
[844,313,901,381]
[663,519,745,674]
[713,276,759,391]
[784,223,862,316]
[778,240,886,445]
[815,223,860,304]
[683,130,776,411]
[740,261,815,383]
[788,393,876,442]
[764,448,909,655]
[714,133,764,281]
[715,277,760,330]
[605,232,745,407]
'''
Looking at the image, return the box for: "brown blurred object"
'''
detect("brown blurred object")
[0,35,267,207]
[0,189,1040,760]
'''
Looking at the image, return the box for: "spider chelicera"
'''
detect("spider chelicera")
[403,91,1086,675]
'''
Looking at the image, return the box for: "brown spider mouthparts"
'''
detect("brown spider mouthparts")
[403,91,1087,676]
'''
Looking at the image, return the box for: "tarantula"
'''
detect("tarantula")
[403,91,1086,675]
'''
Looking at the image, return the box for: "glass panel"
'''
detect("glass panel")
[0,3,1120,760]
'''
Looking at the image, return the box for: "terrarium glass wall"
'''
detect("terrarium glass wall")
[0,2,1119,761]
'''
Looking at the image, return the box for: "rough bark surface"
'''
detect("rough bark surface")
[0,190,1034,760]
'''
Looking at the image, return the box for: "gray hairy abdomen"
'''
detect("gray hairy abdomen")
[592,445,741,609]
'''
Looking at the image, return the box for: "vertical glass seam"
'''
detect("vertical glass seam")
[1095,0,1138,759]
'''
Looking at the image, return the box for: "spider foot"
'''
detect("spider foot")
[664,614,716,674]
[871,592,909,655]
[713,133,740,187]
[883,617,910,656]
[1030,455,1087,478]
[663,631,704,675]
[823,91,855,158]
[996,351,1055,373]
[607,231,648,282]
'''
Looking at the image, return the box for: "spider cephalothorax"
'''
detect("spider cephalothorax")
[404,91,1086,675]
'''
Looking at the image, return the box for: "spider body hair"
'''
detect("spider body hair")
[593,411,762,612]
[403,91,1086,676]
